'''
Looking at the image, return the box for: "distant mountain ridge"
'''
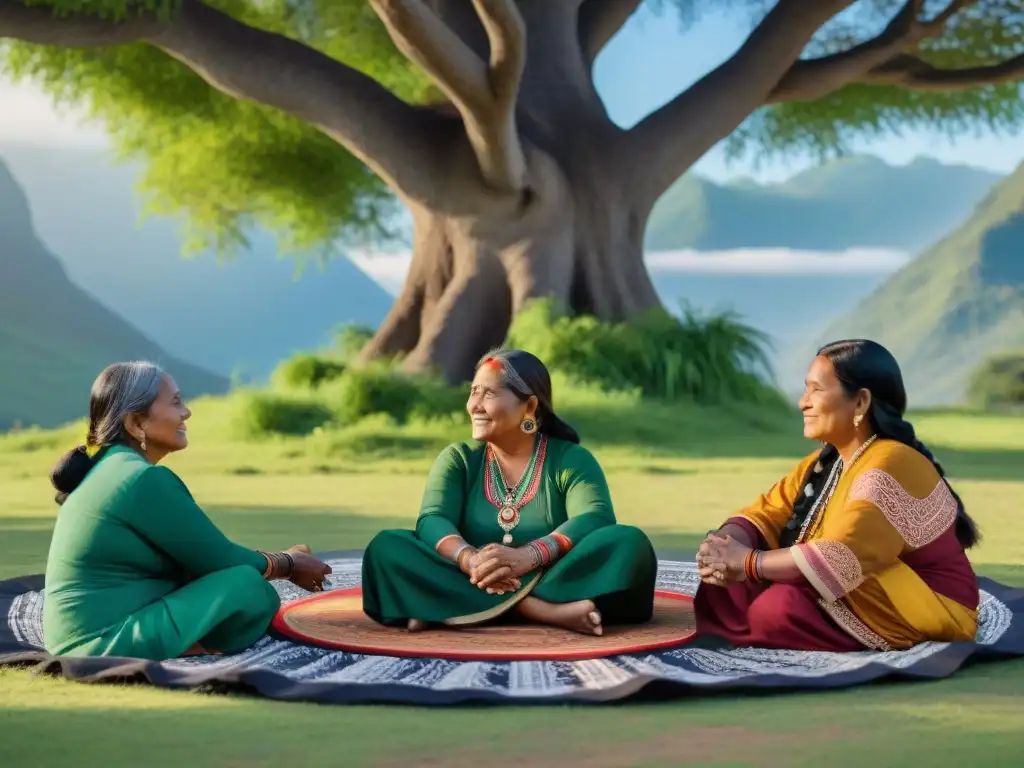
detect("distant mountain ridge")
[0,143,395,380]
[0,160,228,429]
[787,161,1024,404]
[646,155,1002,253]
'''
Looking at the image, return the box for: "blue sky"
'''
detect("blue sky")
[2,2,1021,182]
[595,4,1024,182]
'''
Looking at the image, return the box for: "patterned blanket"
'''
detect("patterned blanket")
[3,553,1022,705]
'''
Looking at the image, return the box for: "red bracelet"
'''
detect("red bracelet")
[743,550,764,583]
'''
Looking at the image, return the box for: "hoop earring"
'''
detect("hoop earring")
[520,418,537,434]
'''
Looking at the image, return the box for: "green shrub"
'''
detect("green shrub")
[334,324,376,361]
[968,352,1024,409]
[507,299,777,404]
[327,366,466,426]
[229,391,333,438]
[272,354,347,390]
[329,367,423,425]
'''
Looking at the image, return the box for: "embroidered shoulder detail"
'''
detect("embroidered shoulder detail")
[793,541,864,603]
[848,469,957,549]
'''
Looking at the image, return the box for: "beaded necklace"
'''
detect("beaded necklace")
[484,435,548,545]
[796,434,877,544]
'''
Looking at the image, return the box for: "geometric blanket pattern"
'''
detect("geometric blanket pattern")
[3,553,1023,706]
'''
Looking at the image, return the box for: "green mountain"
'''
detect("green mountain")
[791,162,1024,405]
[647,156,1002,252]
[0,160,229,430]
[0,144,395,380]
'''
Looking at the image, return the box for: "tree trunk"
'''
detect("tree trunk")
[358,136,660,382]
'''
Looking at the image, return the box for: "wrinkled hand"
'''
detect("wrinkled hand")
[697,534,750,587]
[468,544,536,592]
[456,547,520,595]
[286,544,333,592]
[696,533,725,587]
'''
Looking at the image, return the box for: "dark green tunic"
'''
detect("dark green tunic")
[44,446,280,660]
[361,438,657,626]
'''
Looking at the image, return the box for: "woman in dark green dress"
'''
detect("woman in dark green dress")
[362,349,658,636]
[44,361,332,660]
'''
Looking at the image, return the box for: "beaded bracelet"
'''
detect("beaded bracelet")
[743,549,765,583]
[526,533,573,569]
[258,550,294,580]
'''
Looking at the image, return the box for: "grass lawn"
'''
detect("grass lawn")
[2,403,1024,767]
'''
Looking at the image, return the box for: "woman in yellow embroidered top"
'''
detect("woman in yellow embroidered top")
[696,339,980,651]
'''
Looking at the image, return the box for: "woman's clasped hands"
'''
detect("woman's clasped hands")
[460,544,536,595]
[696,532,751,587]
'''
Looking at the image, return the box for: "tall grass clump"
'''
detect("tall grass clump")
[271,353,347,390]
[325,365,466,426]
[968,351,1024,409]
[333,324,376,361]
[228,391,333,438]
[507,299,779,404]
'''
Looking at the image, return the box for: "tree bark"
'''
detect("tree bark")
[361,138,658,381]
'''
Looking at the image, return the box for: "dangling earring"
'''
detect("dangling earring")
[853,414,863,428]
[139,432,147,452]
[520,417,537,434]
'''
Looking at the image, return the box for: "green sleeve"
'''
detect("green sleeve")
[415,445,467,546]
[124,466,267,576]
[554,444,616,544]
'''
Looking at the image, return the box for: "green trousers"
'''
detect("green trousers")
[362,524,658,627]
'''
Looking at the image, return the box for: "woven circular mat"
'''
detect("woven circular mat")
[271,587,696,661]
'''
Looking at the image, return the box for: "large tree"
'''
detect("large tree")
[2,0,1023,380]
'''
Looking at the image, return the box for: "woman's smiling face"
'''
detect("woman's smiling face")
[137,374,192,456]
[466,364,531,443]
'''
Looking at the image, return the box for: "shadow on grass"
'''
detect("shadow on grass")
[928,445,1024,482]
[6,506,1022,590]
[0,508,420,581]
[974,563,1024,587]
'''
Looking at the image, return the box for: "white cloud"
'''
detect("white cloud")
[347,252,412,295]
[644,247,912,274]
[349,247,912,295]
[0,78,107,148]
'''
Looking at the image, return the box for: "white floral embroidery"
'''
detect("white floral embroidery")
[849,470,958,548]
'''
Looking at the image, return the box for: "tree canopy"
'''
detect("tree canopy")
[3,0,1022,259]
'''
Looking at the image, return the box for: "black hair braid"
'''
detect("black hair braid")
[870,400,979,549]
[779,445,839,549]
[909,439,979,549]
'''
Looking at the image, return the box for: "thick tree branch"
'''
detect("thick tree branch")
[627,0,856,206]
[371,0,527,194]
[0,0,448,204]
[578,0,642,68]
[768,0,979,103]
[860,51,1024,91]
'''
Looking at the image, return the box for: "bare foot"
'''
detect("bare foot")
[407,618,429,632]
[517,597,603,636]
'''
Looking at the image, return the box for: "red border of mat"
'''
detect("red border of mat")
[271,587,695,661]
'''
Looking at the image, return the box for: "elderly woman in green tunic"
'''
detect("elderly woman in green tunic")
[362,349,658,636]
[43,361,332,661]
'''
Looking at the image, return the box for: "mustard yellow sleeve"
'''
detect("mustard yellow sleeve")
[734,451,821,550]
[790,445,955,605]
